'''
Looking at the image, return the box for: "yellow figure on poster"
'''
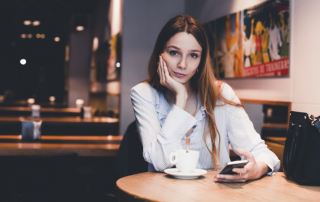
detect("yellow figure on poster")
[253,21,263,65]
[255,21,270,63]
[250,19,256,66]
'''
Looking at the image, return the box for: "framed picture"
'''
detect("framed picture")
[204,0,289,78]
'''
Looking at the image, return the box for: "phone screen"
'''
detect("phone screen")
[219,160,249,175]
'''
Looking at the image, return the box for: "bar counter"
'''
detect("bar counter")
[0,135,122,157]
[0,106,81,116]
[0,116,119,135]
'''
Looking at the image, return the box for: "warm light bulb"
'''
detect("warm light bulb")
[24,20,31,25]
[76,26,85,31]
[76,99,84,108]
[54,37,60,42]
[21,34,26,38]
[33,21,40,26]
[36,33,41,38]
[49,96,56,102]
[20,59,27,65]
[27,98,35,104]
[27,34,32,38]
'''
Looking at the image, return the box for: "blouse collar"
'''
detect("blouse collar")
[156,91,206,122]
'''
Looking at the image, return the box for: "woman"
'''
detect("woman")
[131,15,280,182]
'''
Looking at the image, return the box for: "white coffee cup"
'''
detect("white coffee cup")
[169,150,199,173]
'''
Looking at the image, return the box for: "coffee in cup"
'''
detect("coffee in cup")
[169,150,199,172]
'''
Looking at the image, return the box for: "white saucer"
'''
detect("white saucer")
[164,168,207,180]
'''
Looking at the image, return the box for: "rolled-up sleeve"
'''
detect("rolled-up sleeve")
[131,84,197,171]
[221,84,280,173]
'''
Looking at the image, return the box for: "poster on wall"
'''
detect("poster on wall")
[204,0,289,78]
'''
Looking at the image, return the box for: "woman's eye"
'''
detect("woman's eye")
[170,51,179,56]
[190,53,198,58]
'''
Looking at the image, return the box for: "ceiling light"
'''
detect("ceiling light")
[54,37,60,42]
[20,59,27,65]
[76,26,85,31]
[33,21,40,26]
[73,14,87,32]
[36,33,41,38]
[27,98,35,104]
[27,34,32,38]
[49,96,55,102]
[24,20,31,25]
[76,99,84,108]
[21,34,26,38]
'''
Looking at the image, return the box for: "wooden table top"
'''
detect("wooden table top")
[0,106,81,113]
[0,116,119,123]
[0,135,122,157]
[116,170,320,202]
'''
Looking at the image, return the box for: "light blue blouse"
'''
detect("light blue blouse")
[131,82,280,173]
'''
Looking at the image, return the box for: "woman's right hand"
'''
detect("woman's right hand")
[157,56,188,109]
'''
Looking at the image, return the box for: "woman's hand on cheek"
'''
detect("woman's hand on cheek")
[158,56,185,94]
[157,56,188,109]
[214,148,269,183]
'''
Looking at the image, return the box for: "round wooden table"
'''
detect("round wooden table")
[116,170,320,201]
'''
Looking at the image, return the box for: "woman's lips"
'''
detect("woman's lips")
[173,71,187,78]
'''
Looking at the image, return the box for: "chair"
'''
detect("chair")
[115,120,148,180]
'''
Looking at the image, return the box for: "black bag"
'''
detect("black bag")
[283,111,320,185]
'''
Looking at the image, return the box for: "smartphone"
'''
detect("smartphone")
[218,160,249,175]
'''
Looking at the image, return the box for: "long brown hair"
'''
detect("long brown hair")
[146,15,241,168]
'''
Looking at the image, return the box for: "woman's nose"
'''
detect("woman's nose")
[178,57,187,69]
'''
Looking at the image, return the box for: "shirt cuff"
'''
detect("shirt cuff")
[159,104,197,144]
[254,152,279,175]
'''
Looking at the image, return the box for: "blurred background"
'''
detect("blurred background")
[0,0,121,118]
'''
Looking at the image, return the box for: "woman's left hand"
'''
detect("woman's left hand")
[214,148,269,182]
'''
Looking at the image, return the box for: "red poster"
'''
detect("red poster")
[243,58,289,77]
[203,0,289,78]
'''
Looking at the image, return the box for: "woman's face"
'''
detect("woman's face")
[161,32,202,85]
